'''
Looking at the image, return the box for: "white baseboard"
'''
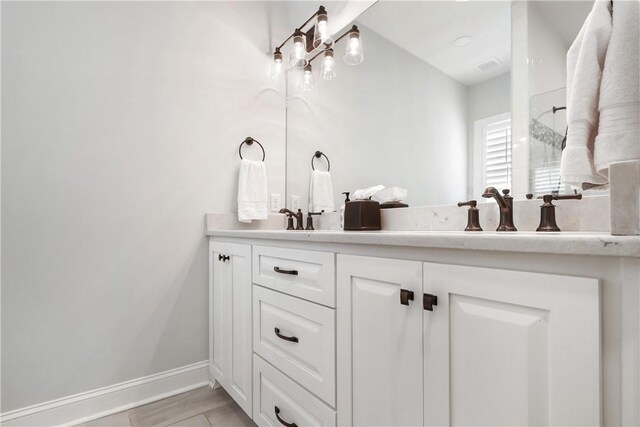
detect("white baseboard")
[0,361,210,427]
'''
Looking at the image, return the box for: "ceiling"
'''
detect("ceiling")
[358,0,512,86]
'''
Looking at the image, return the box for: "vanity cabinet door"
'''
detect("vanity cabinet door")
[423,262,600,427]
[210,241,252,417]
[337,255,423,427]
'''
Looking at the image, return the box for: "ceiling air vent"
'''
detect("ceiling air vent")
[475,58,501,71]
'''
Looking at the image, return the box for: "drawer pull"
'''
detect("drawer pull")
[400,289,414,305]
[218,254,230,262]
[275,406,298,427]
[423,293,438,311]
[274,327,299,343]
[274,266,298,275]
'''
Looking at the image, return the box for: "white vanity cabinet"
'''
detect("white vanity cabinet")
[336,255,424,427]
[337,255,601,426]
[423,263,600,426]
[209,241,252,416]
[208,233,638,426]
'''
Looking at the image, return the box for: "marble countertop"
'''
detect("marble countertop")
[206,229,640,257]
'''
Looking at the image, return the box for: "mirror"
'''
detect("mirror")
[282,0,602,212]
[284,0,512,210]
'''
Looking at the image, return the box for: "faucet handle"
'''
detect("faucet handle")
[457,200,482,231]
[457,200,477,208]
[305,210,324,230]
[536,193,582,232]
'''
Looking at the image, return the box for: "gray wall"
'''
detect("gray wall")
[1,1,286,411]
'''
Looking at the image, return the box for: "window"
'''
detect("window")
[473,113,512,195]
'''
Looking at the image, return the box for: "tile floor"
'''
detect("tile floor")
[78,387,255,427]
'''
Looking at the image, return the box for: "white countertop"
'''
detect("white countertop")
[206,229,640,257]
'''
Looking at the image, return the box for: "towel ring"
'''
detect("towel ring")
[239,137,265,161]
[311,151,330,171]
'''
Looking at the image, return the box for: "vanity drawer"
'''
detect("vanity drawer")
[253,355,336,427]
[253,285,335,406]
[252,246,335,307]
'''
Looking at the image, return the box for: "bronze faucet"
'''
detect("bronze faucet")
[482,187,517,231]
[279,208,304,230]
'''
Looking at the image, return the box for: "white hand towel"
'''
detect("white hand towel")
[594,0,640,177]
[561,0,612,187]
[237,159,268,223]
[309,170,335,212]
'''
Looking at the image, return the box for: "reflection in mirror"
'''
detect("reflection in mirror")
[285,0,512,210]
[525,1,594,197]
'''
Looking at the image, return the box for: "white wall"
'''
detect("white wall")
[285,23,468,209]
[1,1,286,412]
[467,73,512,196]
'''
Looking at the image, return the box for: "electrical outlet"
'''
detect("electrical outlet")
[270,194,281,212]
[290,195,300,211]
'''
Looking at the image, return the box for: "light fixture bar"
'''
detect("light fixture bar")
[275,5,326,51]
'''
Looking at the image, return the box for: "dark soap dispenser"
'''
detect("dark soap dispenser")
[343,195,382,231]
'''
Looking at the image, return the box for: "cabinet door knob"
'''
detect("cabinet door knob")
[218,254,230,262]
[274,327,299,343]
[274,406,298,427]
[274,266,298,275]
[400,289,415,305]
[423,293,438,311]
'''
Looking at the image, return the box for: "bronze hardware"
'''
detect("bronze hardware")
[274,266,298,275]
[274,327,299,343]
[400,289,414,305]
[274,406,298,427]
[218,254,230,262]
[279,208,304,230]
[457,200,482,231]
[423,293,438,311]
[536,193,583,232]
[482,187,517,231]
[311,151,331,171]
[305,211,324,230]
[238,137,266,161]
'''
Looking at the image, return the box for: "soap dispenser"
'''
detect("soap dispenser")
[340,192,350,229]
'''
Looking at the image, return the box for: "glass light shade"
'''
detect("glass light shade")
[270,49,283,81]
[313,13,334,49]
[289,33,307,68]
[320,50,336,80]
[344,29,364,65]
[299,65,315,92]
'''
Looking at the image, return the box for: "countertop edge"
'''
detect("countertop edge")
[205,230,640,258]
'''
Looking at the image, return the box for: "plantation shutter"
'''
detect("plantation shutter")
[484,117,512,190]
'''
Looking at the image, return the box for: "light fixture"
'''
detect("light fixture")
[272,6,365,92]
[313,6,333,49]
[270,47,283,80]
[343,25,364,65]
[452,35,472,47]
[320,49,336,80]
[290,30,307,68]
[299,64,316,92]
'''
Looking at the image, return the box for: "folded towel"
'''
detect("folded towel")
[309,170,335,212]
[352,185,385,200]
[560,0,612,187]
[237,159,268,223]
[594,0,640,177]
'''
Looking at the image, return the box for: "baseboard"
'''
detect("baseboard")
[0,360,210,427]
